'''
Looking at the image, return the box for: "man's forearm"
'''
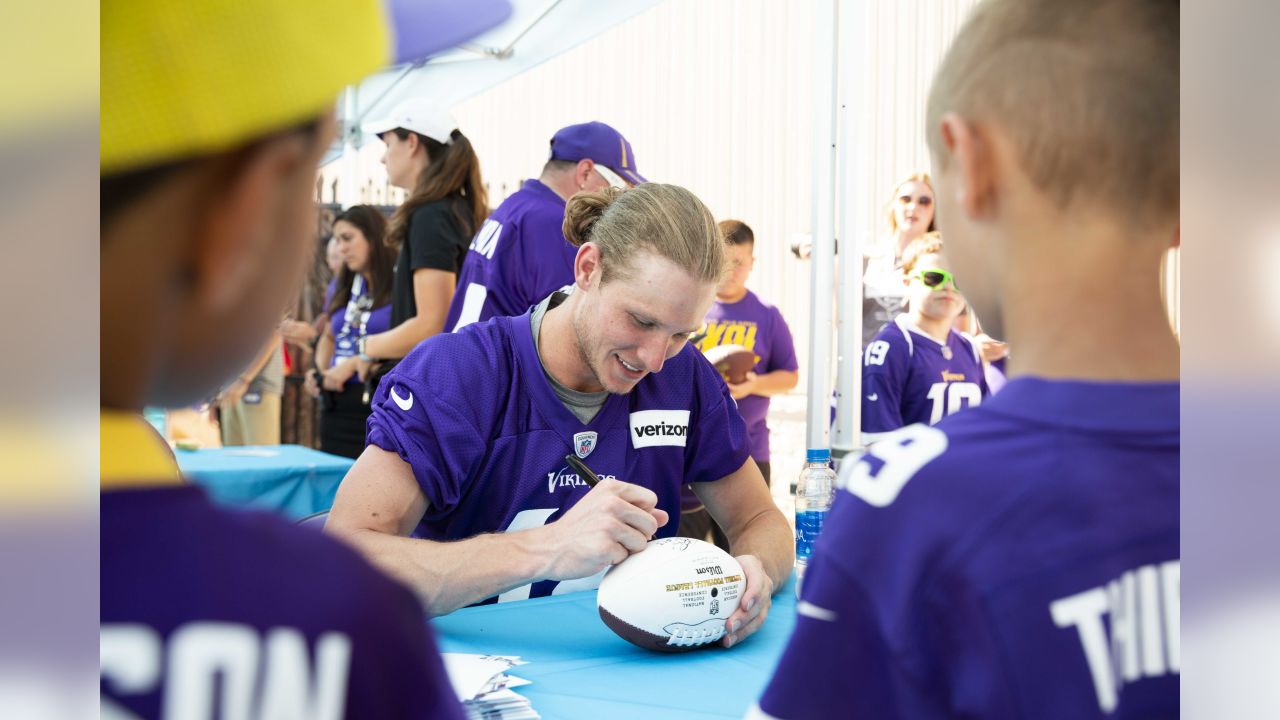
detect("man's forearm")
[334,525,553,616]
[729,507,794,592]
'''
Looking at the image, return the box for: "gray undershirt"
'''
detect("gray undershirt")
[530,293,609,424]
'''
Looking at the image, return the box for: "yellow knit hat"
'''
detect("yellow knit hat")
[102,0,389,175]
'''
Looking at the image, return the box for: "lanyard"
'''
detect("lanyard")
[336,276,373,358]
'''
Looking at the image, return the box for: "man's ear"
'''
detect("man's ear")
[938,113,997,220]
[190,133,313,314]
[575,159,594,191]
[574,242,602,289]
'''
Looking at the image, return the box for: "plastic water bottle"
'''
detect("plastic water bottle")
[795,448,836,598]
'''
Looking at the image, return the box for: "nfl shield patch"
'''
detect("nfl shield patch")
[573,431,598,459]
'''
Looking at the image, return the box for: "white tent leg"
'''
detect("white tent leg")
[832,0,869,462]
[805,0,839,452]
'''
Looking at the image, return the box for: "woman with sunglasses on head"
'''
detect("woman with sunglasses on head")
[862,173,937,346]
[860,233,988,446]
[306,205,395,458]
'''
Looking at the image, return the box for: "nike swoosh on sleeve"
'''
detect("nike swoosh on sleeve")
[390,387,414,411]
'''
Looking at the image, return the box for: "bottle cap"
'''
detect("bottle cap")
[806,448,831,463]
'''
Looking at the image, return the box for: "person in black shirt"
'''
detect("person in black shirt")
[356,99,488,369]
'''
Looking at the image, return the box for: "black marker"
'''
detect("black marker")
[564,454,601,488]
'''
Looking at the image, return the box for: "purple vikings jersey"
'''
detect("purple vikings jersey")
[102,486,461,720]
[862,316,988,443]
[697,290,798,463]
[366,306,751,603]
[757,378,1180,719]
[444,179,575,331]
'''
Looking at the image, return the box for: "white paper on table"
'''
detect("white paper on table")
[442,653,530,701]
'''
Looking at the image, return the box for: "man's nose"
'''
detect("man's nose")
[636,335,668,374]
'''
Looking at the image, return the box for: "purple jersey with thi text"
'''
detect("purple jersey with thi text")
[444,179,575,331]
[757,378,1180,719]
[862,315,987,443]
[697,290,798,463]
[102,486,462,719]
[366,306,751,603]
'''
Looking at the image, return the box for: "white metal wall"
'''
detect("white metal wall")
[320,0,1179,369]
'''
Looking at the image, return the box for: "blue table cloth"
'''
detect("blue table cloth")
[176,445,353,520]
[433,575,797,719]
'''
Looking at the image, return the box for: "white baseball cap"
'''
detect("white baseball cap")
[363,97,458,144]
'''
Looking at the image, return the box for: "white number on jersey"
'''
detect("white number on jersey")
[925,381,983,424]
[864,340,891,367]
[101,623,352,719]
[839,424,947,507]
[452,283,488,332]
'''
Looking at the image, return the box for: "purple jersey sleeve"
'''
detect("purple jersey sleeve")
[860,326,909,436]
[757,550,903,718]
[683,349,753,484]
[366,357,491,516]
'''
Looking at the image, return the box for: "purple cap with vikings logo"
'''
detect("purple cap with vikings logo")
[549,121,648,186]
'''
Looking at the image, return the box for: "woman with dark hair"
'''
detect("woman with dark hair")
[354,99,488,371]
[306,204,394,458]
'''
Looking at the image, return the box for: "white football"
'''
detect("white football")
[597,537,744,652]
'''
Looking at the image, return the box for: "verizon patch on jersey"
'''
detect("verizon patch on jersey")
[629,410,691,449]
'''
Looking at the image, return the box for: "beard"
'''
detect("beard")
[571,300,630,395]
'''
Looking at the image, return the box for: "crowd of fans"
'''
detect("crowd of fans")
[103,0,1178,716]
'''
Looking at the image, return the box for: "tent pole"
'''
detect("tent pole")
[805,0,839,453]
[832,0,868,463]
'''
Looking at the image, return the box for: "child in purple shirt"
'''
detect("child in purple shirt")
[679,220,799,549]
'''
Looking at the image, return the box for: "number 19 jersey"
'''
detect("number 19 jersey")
[861,316,987,444]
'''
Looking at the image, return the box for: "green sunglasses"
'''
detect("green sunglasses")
[915,267,956,291]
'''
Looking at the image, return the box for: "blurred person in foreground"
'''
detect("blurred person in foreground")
[680,220,798,550]
[326,185,793,648]
[444,121,646,331]
[755,0,1179,717]
[100,0,510,717]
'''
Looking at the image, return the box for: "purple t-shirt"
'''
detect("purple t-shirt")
[329,276,392,385]
[444,179,575,331]
[366,307,751,603]
[861,316,988,443]
[758,378,1180,718]
[101,486,462,720]
[698,290,798,462]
